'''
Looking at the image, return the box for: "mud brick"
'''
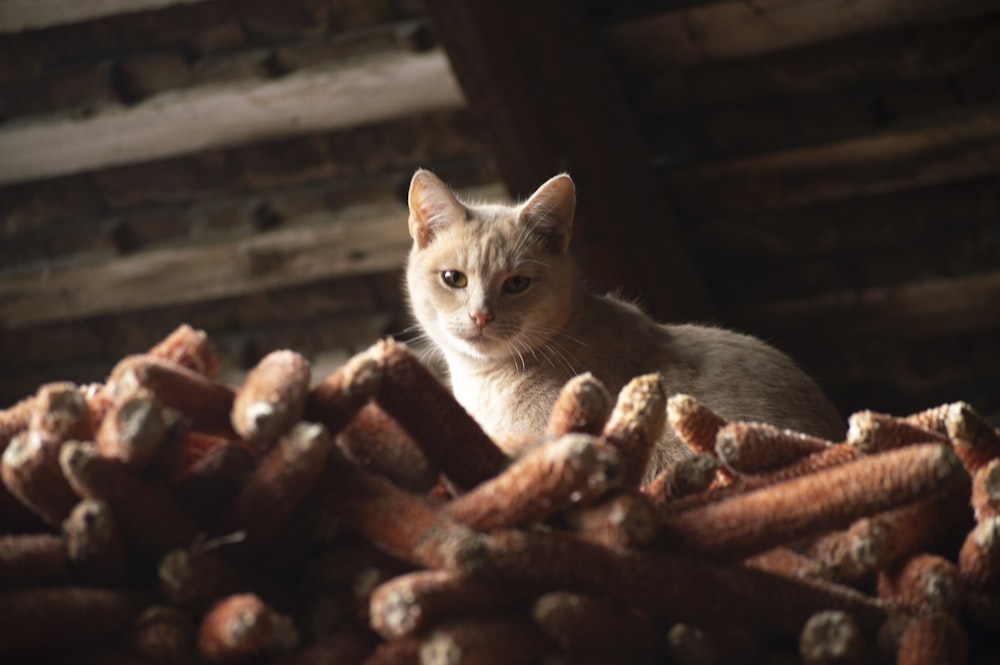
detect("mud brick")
[231,137,334,190]
[0,81,51,122]
[0,176,105,236]
[379,110,486,168]
[45,61,122,112]
[189,50,275,88]
[235,0,315,39]
[299,0,397,29]
[274,31,401,72]
[117,51,192,101]
[323,127,392,177]
[191,20,249,55]
[94,152,245,209]
[90,2,234,53]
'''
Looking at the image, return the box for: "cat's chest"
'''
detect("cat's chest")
[449,367,561,438]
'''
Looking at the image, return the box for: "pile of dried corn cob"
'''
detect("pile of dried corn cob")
[1,324,998,664]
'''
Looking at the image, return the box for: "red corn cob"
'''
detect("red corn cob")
[148,323,222,378]
[660,444,965,559]
[545,372,613,437]
[601,373,666,486]
[231,349,311,452]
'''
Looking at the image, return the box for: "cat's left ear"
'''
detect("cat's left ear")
[519,173,575,253]
[408,169,465,249]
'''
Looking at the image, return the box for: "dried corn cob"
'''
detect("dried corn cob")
[561,490,658,547]
[442,434,621,531]
[197,592,297,663]
[169,441,255,525]
[148,324,221,378]
[715,421,831,474]
[0,587,148,660]
[958,515,1000,591]
[96,393,184,472]
[369,569,516,640]
[972,458,1000,522]
[0,395,34,452]
[369,339,510,490]
[531,590,664,658]
[545,372,613,437]
[419,616,549,665]
[62,499,129,587]
[218,422,335,547]
[846,410,946,454]
[743,546,829,582]
[321,454,486,571]
[808,492,971,583]
[60,441,199,558]
[877,553,965,614]
[601,373,666,486]
[665,394,735,485]
[945,401,1000,473]
[641,452,718,505]
[472,528,886,639]
[895,612,967,665]
[108,355,236,437]
[659,444,965,560]
[336,403,437,493]
[0,533,69,588]
[119,605,195,665]
[798,610,867,665]
[231,350,311,451]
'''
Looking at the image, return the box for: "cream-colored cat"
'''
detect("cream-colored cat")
[405,169,844,479]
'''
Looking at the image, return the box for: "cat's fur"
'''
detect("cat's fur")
[404,169,844,478]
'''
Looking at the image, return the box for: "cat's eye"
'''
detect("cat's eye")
[441,270,468,288]
[502,275,532,294]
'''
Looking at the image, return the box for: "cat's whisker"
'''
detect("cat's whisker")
[550,344,578,375]
[506,340,527,374]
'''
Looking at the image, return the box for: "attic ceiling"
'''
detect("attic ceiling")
[1,0,999,423]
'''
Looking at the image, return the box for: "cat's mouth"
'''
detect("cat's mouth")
[453,327,508,357]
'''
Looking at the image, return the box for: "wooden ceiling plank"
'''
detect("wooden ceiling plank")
[727,270,1000,341]
[606,0,999,68]
[0,0,212,33]
[0,183,506,330]
[423,0,713,322]
[665,111,1000,215]
[0,207,409,329]
[0,49,465,186]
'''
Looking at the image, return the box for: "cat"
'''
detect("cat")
[404,168,845,480]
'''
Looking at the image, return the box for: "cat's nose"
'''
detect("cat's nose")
[470,310,494,330]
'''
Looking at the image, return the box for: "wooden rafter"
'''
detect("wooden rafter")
[0,50,464,186]
[0,183,506,329]
[422,0,713,322]
[0,0,211,33]
[606,0,999,67]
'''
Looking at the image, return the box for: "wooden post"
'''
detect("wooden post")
[423,0,713,322]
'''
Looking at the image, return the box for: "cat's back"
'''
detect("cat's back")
[655,322,844,441]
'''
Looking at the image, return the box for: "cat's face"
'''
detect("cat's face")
[405,170,577,363]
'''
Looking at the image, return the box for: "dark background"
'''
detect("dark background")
[1,0,998,425]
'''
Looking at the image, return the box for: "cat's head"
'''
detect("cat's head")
[405,169,578,363]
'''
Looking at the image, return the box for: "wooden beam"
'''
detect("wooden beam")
[0,183,505,330]
[422,0,713,322]
[628,11,1000,115]
[606,0,998,68]
[666,111,1000,215]
[0,210,405,330]
[0,49,465,186]
[0,0,211,32]
[727,271,1000,341]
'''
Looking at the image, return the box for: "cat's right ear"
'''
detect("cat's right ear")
[408,169,464,249]
[519,173,576,254]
